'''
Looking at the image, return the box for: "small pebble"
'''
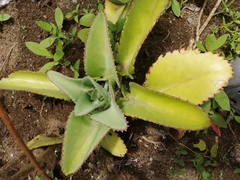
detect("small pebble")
[187,17,193,24]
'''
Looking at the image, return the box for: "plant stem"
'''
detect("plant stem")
[0,102,51,180]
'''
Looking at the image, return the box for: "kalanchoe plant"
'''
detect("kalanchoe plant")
[0,0,233,175]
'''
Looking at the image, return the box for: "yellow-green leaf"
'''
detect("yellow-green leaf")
[144,49,233,104]
[100,130,127,157]
[121,83,211,130]
[193,139,206,151]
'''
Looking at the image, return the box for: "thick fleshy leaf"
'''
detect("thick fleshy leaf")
[144,49,233,104]
[90,85,127,130]
[0,71,70,100]
[121,83,211,130]
[62,112,109,175]
[116,0,168,78]
[84,11,119,86]
[47,71,91,103]
[27,135,62,150]
[100,130,127,157]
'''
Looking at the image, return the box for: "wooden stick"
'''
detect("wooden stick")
[0,102,51,180]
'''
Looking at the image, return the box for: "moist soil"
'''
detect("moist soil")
[1,0,240,180]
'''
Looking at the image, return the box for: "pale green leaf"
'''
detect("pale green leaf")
[212,34,228,51]
[25,42,53,58]
[62,112,109,175]
[105,0,127,24]
[116,0,168,78]
[90,85,127,130]
[79,13,95,27]
[84,12,119,86]
[100,130,127,157]
[0,71,70,100]
[195,41,206,52]
[171,0,181,17]
[39,61,58,73]
[121,83,210,130]
[40,36,56,48]
[55,7,63,29]
[144,49,233,105]
[77,28,89,43]
[36,21,52,32]
[0,14,10,21]
[193,139,206,151]
[47,71,91,102]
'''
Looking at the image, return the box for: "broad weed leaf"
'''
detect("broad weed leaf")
[77,28,89,42]
[25,42,53,58]
[36,21,52,32]
[144,49,233,105]
[211,113,227,128]
[214,90,230,111]
[212,34,228,52]
[40,36,56,48]
[193,139,206,151]
[195,41,206,52]
[79,13,95,27]
[171,0,181,17]
[55,7,63,29]
[39,61,58,73]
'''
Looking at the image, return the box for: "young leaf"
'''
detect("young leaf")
[100,130,127,157]
[211,113,227,128]
[105,0,127,24]
[62,112,110,175]
[0,14,10,21]
[39,61,58,73]
[212,34,228,51]
[77,28,89,43]
[40,36,56,48]
[171,0,181,17]
[55,7,64,29]
[195,41,206,52]
[79,13,95,27]
[84,12,119,86]
[36,21,52,32]
[210,143,218,158]
[193,139,206,151]
[25,42,53,58]
[144,49,233,105]
[214,90,230,111]
[0,71,70,100]
[116,0,168,78]
[121,83,211,130]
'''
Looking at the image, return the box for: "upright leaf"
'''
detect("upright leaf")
[55,7,64,29]
[121,83,210,130]
[116,0,168,78]
[144,49,233,105]
[0,71,70,100]
[84,11,119,86]
[62,112,110,175]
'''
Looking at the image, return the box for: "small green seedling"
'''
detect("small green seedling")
[166,0,181,17]
[0,13,10,22]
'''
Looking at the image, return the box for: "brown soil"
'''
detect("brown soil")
[1,0,240,180]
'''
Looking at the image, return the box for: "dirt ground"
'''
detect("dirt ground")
[1,0,240,179]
